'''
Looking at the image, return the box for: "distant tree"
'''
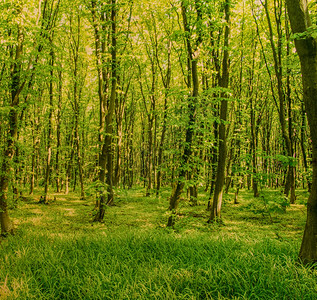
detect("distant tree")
[41,0,61,203]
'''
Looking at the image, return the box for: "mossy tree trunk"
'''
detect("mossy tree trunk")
[93,0,118,221]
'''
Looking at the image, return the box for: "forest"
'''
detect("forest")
[1,0,317,299]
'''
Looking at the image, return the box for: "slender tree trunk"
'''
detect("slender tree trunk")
[30,102,41,195]
[251,97,260,198]
[285,13,296,204]
[42,48,54,204]
[70,14,85,200]
[146,117,154,196]
[167,0,202,226]
[114,76,130,187]
[262,0,295,202]
[209,0,231,223]
[65,128,74,195]
[114,118,123,186]
[156,40,172,195]
[55,70,62,193]
[156,90,168,195]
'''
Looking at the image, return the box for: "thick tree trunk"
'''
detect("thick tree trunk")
[0,131,16,234]
[286,0,317,264]
[0,32,24,234]
[0,135,15,235]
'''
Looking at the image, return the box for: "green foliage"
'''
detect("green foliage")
[86,180,108,197]
[275,154,297,168]
[291,25,317,40]
[243,191,290,224]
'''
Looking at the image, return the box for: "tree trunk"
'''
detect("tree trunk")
[0,33,24,234]
[70,13,85,200]
[209,0,231,223]
[0,112,16,235]
[167,0,201,226]
[251,97,260,198]
[286,0,317,264]
[262,0,295,202]
[94,0,117,220]
[300,101,311,192]
[55,69,62,193]
[42,46,54,204]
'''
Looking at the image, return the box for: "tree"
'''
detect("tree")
[285,0,317,265]
[90,0,118,221]
[209,0,231,222]
[167,0,202,226]
[0,1,34,234]
[67,7,86,200]
[41,0,61,203]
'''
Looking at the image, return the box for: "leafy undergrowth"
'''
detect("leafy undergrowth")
[0,187,315,299]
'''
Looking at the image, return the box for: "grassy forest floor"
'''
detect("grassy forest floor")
[0,187,316,299]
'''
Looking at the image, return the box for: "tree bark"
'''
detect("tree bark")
[209,0,231,222]
[70,13,85,200]
[55,69,62,193]
[262,0,295,202]
[94,0,117,221]
[167,0,201,226]
[0,29,24,234]
[286,0,317,265]
[42,47,54,204]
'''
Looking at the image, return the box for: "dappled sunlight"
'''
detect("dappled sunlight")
[9,189,307,243]
[58,207,77,217]
[2,188,315,299]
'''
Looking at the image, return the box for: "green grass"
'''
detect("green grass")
[0,188,316,299]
